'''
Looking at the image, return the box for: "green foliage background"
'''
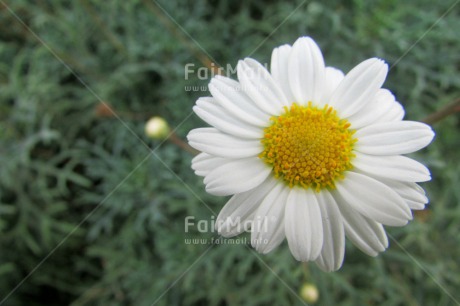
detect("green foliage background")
[0,0,459,305]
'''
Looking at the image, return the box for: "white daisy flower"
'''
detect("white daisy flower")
[187,36,435,272]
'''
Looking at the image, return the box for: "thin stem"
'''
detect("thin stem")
[422,97,460,125]
[142,0,223,75]
[169,132,199,155]
[80,0,128,56]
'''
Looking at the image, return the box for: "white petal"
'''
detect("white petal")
[209,76,270,127]
[373,91,405,123]
[191,153,225,177]
[237,58,288,115]
[354,121,435,155]
[314,190,345,272]
[330,58,388,118]
[203,158,271,196]
[412,182,426,195]
[285,188,323,261]
[193,97,263,139]
[271,44,295,103]
[216,177,278,237]
[251,183,289,254]
[372,178,429,210]
[322,67,344,105]
[335,171,412,226]
[348,89,405,129]
[288,36,325,106]
[334,190,389,256]
[405,200,427,210]
[353,152,431,182]
[187,128,263,158]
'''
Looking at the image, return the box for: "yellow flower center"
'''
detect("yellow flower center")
[260,102,356,191]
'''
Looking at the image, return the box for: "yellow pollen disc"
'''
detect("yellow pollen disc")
[259,102,357,191]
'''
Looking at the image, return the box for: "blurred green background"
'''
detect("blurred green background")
[0,0,459,305]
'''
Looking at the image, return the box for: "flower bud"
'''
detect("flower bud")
[145,116,170,140]
[300,283,319,304]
